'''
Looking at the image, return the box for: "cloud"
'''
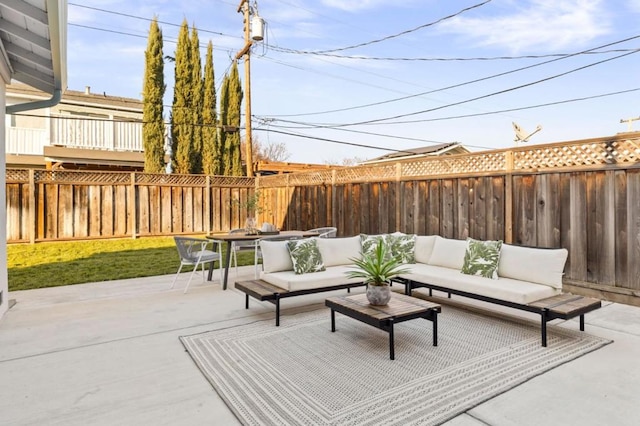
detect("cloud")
[321,0,402,13]
[439,0,610,53]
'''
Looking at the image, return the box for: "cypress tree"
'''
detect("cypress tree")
[171,20,193,174]
[190,26,203,174]
[202,41,220,175]
[142,17,165,173]
[219,71,231,175]
[228,62,244,176]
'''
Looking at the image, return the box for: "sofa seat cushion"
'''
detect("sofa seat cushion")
[261,265,364,292]
[401,264,560,305]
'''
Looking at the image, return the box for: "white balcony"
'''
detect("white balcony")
[6,116,144,156]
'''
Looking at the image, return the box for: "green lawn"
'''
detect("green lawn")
[7,237,256,291]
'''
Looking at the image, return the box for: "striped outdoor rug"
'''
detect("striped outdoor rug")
[181,301,610,426]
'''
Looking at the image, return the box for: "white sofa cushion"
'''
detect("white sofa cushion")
[498,244,568,289]
[414,235,437,264]
[316,236,362,267]
[401,263,560,305]
[259,240,293,273]
[427,236,467,270]
[261,265,364,292]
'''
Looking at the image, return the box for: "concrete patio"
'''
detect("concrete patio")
[1,266,639,426]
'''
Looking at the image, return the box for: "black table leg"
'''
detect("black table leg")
[432,311,438,346]
[331,309,336,332]
[389,318,395,360]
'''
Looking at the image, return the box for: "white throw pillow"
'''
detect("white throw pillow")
[259,240,293,273]
[427,236,467,270]
[498,244,568,289]
[414,235,437,264]
[316,236,362,267]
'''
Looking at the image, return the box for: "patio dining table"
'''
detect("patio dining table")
[207,230,319,290]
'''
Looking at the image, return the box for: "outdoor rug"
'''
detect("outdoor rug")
[180,303,611,426]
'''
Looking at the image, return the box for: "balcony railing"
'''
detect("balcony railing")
[6,116,144,155]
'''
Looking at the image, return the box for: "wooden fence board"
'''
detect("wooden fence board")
[114,185,128,236]
[569,173,588,281]
[614,170,628,288]
[74,186,88,238]
[627,171,640,290]
[101,186,114,237]
[456,178,469,240]
[89,185,102,237]
[59,185,73,238]
[441,179,454,238]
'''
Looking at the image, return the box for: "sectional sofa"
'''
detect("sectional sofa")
[239,233,599,345]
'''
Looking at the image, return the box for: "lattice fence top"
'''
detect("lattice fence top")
[259,134,640,186]
[6,133,640,186]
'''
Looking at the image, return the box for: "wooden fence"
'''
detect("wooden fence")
[6,132,640,305]
[6,170,256,241]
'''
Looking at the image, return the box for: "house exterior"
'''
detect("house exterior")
[6,83,145,170]
[359,142,470,165]
[1,0,68,320]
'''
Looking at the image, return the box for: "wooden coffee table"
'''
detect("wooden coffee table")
[325,293,441,360]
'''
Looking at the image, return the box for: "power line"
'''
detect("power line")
[68,2,242,40]
[286,49,640,129]
[265,34,640,118]
[288,0,494,54]
[268,46,639,62]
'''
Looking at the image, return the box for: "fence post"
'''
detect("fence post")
[130,172,137,239]
[28,169,35,244]
[205,175,211,235]
[504,151,514,244]
[395,163,402,232]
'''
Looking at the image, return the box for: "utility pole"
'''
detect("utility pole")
[236,0,253,177]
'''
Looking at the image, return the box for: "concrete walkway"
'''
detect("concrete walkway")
[1,267,639,425]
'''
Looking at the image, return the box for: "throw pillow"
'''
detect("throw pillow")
[461,238,503,279]
[286,239,326,274]
[360,234,387,258]
[385,233,417,263]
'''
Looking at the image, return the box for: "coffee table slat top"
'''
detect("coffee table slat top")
[326,293,441,321]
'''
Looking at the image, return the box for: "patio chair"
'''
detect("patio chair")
[306,227,337,238]
[171,236,223,294]
[229,228,259,277]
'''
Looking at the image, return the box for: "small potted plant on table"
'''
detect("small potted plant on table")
[346,239,410,305]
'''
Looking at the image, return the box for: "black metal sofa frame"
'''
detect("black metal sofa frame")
[402,279,602,347]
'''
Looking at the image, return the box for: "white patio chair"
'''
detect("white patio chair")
[170,236,223,293]
[306,227,337,238]
[229,228,259,277]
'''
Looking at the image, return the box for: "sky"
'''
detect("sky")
[66,0,640,164]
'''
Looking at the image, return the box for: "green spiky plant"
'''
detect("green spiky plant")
[346,239,410,286]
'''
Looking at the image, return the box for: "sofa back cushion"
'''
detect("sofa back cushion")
[498,244,568,289]
[427,236,467,270]
[260,240,294,273]
[414,235,437,264]
[316,236,362,267]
